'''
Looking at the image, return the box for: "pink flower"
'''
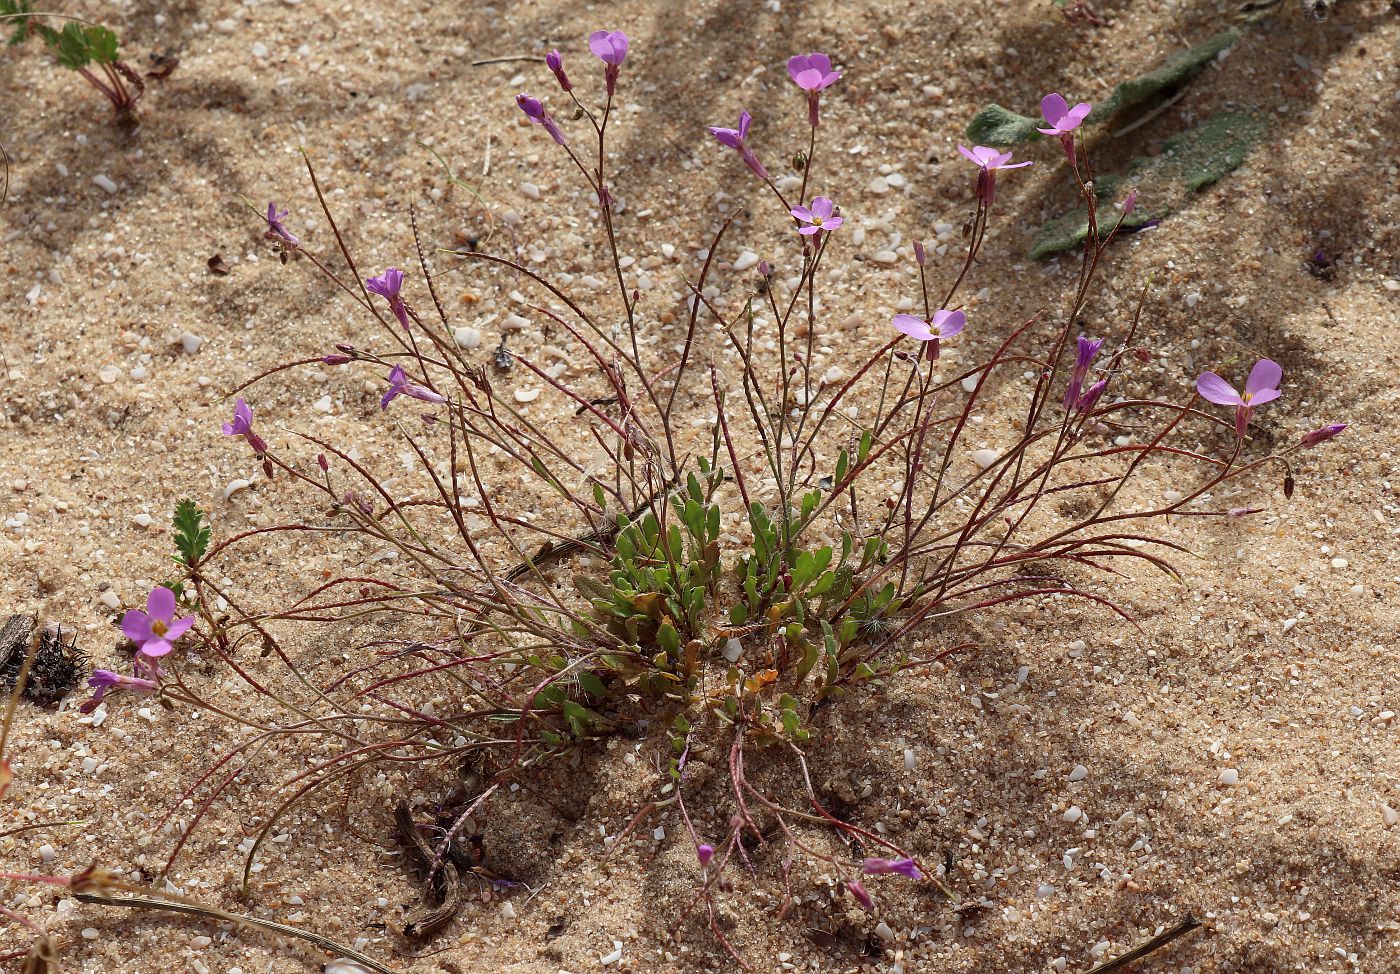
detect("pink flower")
[381,366,447,410]
[862,857,922,880]
[790,196,842,236]
[709,110,769,180]
[263,202,299,246]
[1196,359,1283,438]
[588,30,629,95]
[78,667,159,714]
[1300,423,1346,448]
[787,52,841,126]
[1064,335,1106,411]
[696,843,714,866]
[957,144,1032,206]
[366,267,410,329]
[516,94,568,145]
[847,879,873,910]
[221,398,269,455]
[1037,92,1092,137]
[892,309,966,360]
[121,587,194,659]
[545,49,571,92]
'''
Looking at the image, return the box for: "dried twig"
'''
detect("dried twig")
[1082,915,1203,974]
[73,891,398,974]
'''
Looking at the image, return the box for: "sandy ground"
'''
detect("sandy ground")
[2,0,1399,972]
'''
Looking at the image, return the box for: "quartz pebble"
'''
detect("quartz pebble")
[875,921,895,941]
[871,250,899,264]
[191,936,212,949]
[180,332,204,354]
[733,250,759,272]
[92,174,118,194]
[1383,804,1399,828]
[1219,768,1240,786]
[453,326,481,349]
[973,448,999,470]
[514,388,541,403]
[1062,805,1082,823]
[600,941,623,965]
[223,479,253,502]
[1068,764,1088,782]
[519,182,541,199]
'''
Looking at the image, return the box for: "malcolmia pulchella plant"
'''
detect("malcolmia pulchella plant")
[84,30,1345,966]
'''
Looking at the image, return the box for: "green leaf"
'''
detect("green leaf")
[86,25,118,64]
[172,499,211,567]
[578,671,607,702]
[1030,110,1266,259]
[964,103,1041,148]
[657,622,681,657]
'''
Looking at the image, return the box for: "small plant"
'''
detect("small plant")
[1,4,144,116]
[75,27,1347,968]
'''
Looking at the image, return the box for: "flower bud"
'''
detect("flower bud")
[1300,422,1346,448]
[322,354,352,365]
[696,843,714,866]
[1122,189,1138,215]
[913,240,926,265]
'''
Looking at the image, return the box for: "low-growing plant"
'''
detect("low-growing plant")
[1,4,144,116]
[52,28,1346,969]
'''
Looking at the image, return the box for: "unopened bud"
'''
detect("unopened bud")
[322,354,352,365]
[913,240,926,266]
[1300,422,1346,448]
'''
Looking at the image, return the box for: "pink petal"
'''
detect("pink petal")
[1067,103,1092,124]
[147,586,177,622]
[1040,92,1069,126]
[1035,125,1062,136]
[892,314,933,341]
[807,53,833,76]
[164,616,194,642]
[1246,387,1281,406]
[821,216,843,230]
[1244,358,1282,397]
[139,639,174,659]
[933,309,966,339]
[790,205,814,223]
[956,144,983,165]
[121,610,153,644]
[1196,372,1243,406]
[1000,160,1034,170]
[810,197,834,219]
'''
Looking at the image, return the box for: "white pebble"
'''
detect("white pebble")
[871,250,899,264]
[1330,557,1348,569]
[903,748,916,771]
[453,326,481,349]
[885,172,907,188]
[500,900,516,919]
[513,388,541,403]
[133,513,154,528]
[81,928,99,940]
[223,479,253,502]
[868,175,890,194]
[179,332,204,354]
[191,936,212,949]
[961,373,980,393]
[1068,765,1088,782]
[99,590,121,611]
[722,639,743,663]
[312,395,333,414]
[92,174,118,194]
[1219,768,1239,787]
[81,756,98,774]
[1184,291,1201,308]
[1383,804,1398,828]
[39,844,55,863]
[1037,883,1056,898]
[324,962,374,974]
[1062,805,1082,823]
[600,941,623,965]
[875,921,895,941]
[732,250,759,272]
[972,448,999,470]
[502,314,530,331]
[1052,958,1067,973]
[251,41,268,57]
[519,181,541,199]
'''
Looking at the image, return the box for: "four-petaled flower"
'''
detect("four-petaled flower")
[263,202,299,246]
[221,397,269,455]
[121,586,194,659]
[696,843,714,866]
[1038,92,1092,165]
[381,365,448,410]
[1300,422,1346,448]
[892,308,966,360]
[516,94,568,145]
[787,52,841,126]
[1196,359,1283,438]
[790,196,842,236]
[1064,335,1106,411]
[956,144,1032,207]
[79,667,159,714]
[862,857,922,880]
[366,267,410,329]
[709,110,770,181]
[545,48,571,92]
[588,30,629,95]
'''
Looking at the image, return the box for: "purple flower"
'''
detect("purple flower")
[78,667,158,714]
[588,30,629,95]
[847,879,873,911]
[366,267,410,329]
[1064,335,1106,410]
[790,196,842,236]
[862,857,922,880]
[545,48,572,92]
[892,309,966,360]
[120,587,194,659]
[1037,93,1092,137]
[1038,92,1092,165]
[221,398,269,455]
[787,52,841,126]
[263,202,299,246]
[696,843,714,866]
[516,93,568,145]
[1300,422,1347,448]
[381,365,448,410]
[957,144,1033,207]
[709,110,770,181]
[1196,359,1283,438]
